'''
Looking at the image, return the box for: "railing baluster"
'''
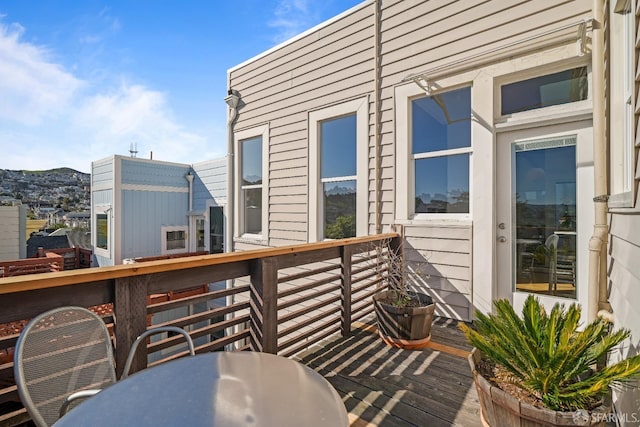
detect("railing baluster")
[114,276,149,377]
[341,245,352,336]
[249,256,278,354]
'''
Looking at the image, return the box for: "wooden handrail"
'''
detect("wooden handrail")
[0,233,397,294]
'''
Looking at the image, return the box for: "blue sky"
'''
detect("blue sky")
[0,0,362,173]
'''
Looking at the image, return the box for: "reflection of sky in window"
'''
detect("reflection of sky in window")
[412,87,471,154]
[415,154,469,202]
[515,145,575,205]
[501,67,587,115]
[321,114,356,178]
[242,136,262,185]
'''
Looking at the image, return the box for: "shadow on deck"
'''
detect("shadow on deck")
[295,317,482,427]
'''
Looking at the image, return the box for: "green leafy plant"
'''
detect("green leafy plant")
[459,295,640,411]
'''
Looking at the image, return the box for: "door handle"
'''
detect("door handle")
[498,236,507,243]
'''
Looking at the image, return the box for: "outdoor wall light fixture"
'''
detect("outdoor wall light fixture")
[224,89,240,109]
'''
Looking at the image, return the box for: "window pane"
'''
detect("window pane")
[415,154,469,213]
[166,230,186,250]
[209,206,224,254]
[96,213,108,250]
[196,218,205,252]
[242,137,262,185]
[412,87,471,154]
[321,114,356,178]
[501,67,588,115]
[323,180,356,239]
[244,188,262,234]
[514,140,576,299]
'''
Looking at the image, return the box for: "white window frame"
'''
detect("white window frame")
[161,225,188,255]
[395,84,473,222]
[234,124,269,241]
[610,0,637,208]
[93,204,111,258]
[309,97,368,241]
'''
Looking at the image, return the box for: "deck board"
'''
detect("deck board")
[295,317,482,426]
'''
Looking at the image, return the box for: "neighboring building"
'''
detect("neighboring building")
[0,206,26,261]
[226,0,638,421]
[63,212,91,229]
[26,235,71,258]
[90,155,226,266]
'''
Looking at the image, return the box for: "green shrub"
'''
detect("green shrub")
[459,295,640,411]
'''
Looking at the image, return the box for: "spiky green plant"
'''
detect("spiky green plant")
[459,295,640,411]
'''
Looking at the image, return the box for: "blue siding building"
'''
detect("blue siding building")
[91,155,226,266]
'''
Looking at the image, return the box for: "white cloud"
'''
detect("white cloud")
[0,18,209,173]
[0,22,84,125]
[268,0,315,43]
[74,83,208,165]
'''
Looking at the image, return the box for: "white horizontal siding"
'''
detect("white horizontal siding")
[403,224,472,321]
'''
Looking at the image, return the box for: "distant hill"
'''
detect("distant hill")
[22,167,85,175]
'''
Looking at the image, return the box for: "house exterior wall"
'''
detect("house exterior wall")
[228,0,593,321]
[605,0,640,422]
[192,158,227,212]
[91,157,115,266]
[91,156,193,266]
[0,206,26,261]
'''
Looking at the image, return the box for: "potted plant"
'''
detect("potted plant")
[459,295,640,426]
[372,238,435,349]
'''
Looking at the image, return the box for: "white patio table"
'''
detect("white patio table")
[52,351,349,427]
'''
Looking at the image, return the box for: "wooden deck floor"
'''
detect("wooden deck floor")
[294,317,482,427]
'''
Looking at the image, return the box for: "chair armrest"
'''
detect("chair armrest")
[60,389,102,417]
[121,326,195,379]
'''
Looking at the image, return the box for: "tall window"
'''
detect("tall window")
[411,87,471,214]
[209,206,224,253]
[240,136,263,235]
[622,4,635,195]
[96,213,108,250]
[321,114,357,239]
[309,97,368,241]
[609,1,637,207]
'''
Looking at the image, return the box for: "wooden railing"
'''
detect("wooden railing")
[0,233,398,426]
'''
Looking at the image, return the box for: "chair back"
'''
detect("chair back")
[14,307,117,427]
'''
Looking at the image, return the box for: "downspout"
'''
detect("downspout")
[374,0,382,235]
[224,89,240,254]
[185,170,194,251]
[589,0,612,321]
[224,89,240,350]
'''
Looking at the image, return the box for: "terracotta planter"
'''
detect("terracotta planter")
[468,348,610,427]
[373,291,435,349]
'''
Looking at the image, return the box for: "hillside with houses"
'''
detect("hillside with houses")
[0,168,90,224]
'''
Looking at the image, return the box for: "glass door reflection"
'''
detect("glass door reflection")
[513,136,577,299]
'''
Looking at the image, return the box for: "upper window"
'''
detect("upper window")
[240,136,263,235]
[501,67,588,115]
[321,114,357,239]
[411,87,471,214]
[309,98,368,241]
[235,124,269,239]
